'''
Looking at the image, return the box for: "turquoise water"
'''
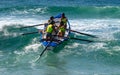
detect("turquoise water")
[0,0,120,75]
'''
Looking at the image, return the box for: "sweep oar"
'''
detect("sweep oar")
[70,29,97,38]
[70,37,93,42]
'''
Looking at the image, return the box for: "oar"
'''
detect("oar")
[70,29,97,38]
[35,40,52,62]
[21,29,44,35]
[70,37,93,42]
[39,42,51,57]
[21,31,38,35]
[20,21,61,29]
[21,24,45,29]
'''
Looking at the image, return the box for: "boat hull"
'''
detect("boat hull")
[40,13,71,50]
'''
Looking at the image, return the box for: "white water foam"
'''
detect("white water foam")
[0,17,119,40]
[0,17,47,31]
[24,38,42,53]
[70,19,120,40]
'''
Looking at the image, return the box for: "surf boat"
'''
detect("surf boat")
[40,14,71,50]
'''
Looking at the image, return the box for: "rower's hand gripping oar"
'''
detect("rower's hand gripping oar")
[69,29,97,38]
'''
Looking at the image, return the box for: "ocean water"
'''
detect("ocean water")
[0,0,120,75]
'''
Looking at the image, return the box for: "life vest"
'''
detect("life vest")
[61,18,67,25]
[59,26,65,32]
[46,24,53,33]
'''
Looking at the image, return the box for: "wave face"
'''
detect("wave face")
[0,0,120,75]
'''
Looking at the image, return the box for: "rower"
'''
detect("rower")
[45,16,55,31]
[57,21,66,38]
[61,13,67,29]
[39,16,55,39]
[46,21,56,41]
